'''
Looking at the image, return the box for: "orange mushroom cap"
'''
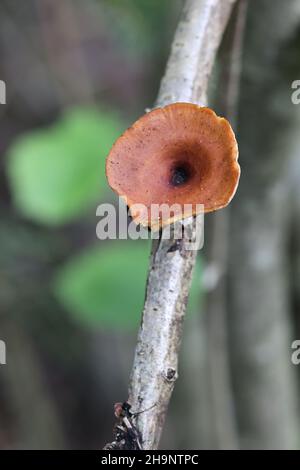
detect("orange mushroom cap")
[106,102,240,230]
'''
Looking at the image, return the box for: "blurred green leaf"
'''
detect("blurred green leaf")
[6,107,124,225]
[53,240,202,330]
[53,241,150,329]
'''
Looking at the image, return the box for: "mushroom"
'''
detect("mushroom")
[106,102,240,230]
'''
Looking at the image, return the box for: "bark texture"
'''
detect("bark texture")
[228,0,300,449]
[128,0,236,450]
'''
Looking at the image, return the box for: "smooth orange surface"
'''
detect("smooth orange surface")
[106,103,240,229]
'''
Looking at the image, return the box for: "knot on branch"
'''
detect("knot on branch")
[163,367,178,382]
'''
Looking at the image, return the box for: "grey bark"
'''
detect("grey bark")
[203,0,248,449]
[128,0,236,450]
[228,0,300,449]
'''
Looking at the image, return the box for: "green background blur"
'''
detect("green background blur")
[1,0,300,451]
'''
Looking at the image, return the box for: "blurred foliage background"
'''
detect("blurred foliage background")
[1,0,300,450]
[0,0,200,449]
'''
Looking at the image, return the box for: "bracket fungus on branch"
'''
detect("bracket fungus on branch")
[106,103,239,231]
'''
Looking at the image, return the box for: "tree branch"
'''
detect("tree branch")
[126,0,236,450]
[203,0,248,449]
